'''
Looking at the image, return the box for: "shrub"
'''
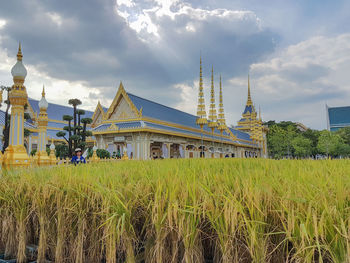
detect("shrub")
[96,149,110,159]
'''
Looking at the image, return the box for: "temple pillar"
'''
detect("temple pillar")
[3,44,30,169]
[35,86,50,166]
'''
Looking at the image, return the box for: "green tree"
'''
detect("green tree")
[292,135,312,158]
[267,124,298,159]
[267,125,287,159]
[68,99,82,136]
[55,143,69,159]
[317,130,343,157]
[56,100,92,157]
[285,125,297,157]
[335,127,350,145]
[302,129,320,157]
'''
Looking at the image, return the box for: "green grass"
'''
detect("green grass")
[0,159,349,262]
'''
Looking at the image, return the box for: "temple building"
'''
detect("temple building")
[236,75,267,157]
[0,45,267,161]
[326,104,350,131]
[90,59,267,159]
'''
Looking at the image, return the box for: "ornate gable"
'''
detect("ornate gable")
[91,101,105,128]
[105,82,141,121]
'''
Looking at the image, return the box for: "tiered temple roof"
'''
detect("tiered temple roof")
[92,83,258,148]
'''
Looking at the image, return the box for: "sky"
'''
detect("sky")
[0,0,349,130]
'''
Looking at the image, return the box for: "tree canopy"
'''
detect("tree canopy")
[266,121,350,159]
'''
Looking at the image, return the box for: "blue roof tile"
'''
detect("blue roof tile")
[0,110,36,129]
[243,105,254,114]
[127,93,253,143]
[28,98,94,121]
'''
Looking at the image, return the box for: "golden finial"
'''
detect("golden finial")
[247,74,253,106]
[218,74,226,131]
[208,65,218,129]
[17,42,23,61]
[259,105,261,120]
[196,54,208,126]
[42,85,46,97]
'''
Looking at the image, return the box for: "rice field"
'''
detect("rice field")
[0,159,349,263]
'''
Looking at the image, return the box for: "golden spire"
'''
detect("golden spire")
[196,55,208,126]
[42,85,46,97]
[17,42,23,61]
[218,75,226,131]
[208,65,218,129]
[247,74,253,106]
[259,105,261,120]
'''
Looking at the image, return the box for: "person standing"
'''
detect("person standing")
[71,148,86,165]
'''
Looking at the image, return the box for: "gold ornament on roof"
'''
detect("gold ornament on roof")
[208,66,218,129]
[218,75,226,131]
[196,55,208,126]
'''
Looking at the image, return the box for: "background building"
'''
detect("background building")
[326,104,350,132]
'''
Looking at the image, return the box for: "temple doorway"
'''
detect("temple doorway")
[186,145,196,158]
[151,142,162,159]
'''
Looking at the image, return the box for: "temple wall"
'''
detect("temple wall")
[95,131,260,160]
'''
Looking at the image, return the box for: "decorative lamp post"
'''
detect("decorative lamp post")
[35,85,50,165]
[3,43,30,169]
[196,56,208,158]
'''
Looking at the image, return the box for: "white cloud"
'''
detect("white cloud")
[170,34,350,130]
[236,34,350,129]
[115,0,261,42]
[0,19,6,29]
[0,46,102,113]
[116,0,135,8]
[173,82,197,114]
[46,12,63,27]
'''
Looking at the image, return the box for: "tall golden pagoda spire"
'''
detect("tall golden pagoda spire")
[217,75,226,158]
[17,42,23,61]
[196,55,207,158]
[196,55,208,127]
[208,66,218,129]
[218,75,226,131]
[208,66,218,158]
[247,74,253,106]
